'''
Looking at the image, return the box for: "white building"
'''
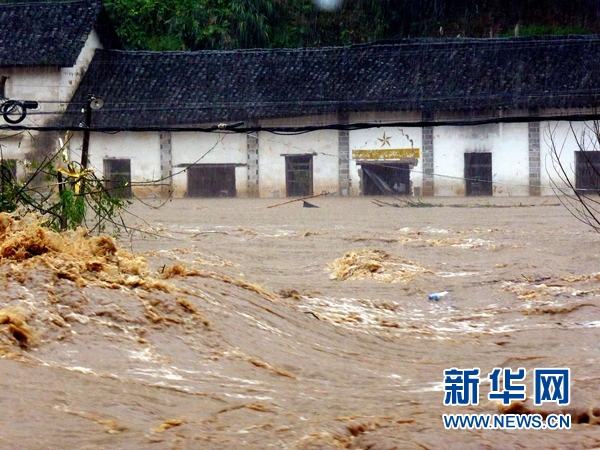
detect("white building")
[0,0,120,181]
[2,1,600,199]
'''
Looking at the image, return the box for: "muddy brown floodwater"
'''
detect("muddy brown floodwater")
[1,196,600,449]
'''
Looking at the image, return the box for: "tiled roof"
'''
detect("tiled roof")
[0,0,118,67]
[67,35,600,127]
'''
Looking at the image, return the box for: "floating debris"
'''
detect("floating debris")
[503,274,600,300]
[152,417,186,433]
[372,198,560,208]
[0,306,37,349]
[327,249,433,283]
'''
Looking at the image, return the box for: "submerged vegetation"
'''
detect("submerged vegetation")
[0,133,129,233]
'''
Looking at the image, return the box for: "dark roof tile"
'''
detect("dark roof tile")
[68,36,600,127]
[0,0,118,67]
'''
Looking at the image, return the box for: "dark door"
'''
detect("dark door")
[187,165,236,197]
[575,151,600,193]
[361,162,411,196]
[285,155,313,197]
[464,153,492,196]
[103,159,132,198]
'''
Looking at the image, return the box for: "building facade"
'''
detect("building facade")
[0,1,119,181]
[2,1,600,199]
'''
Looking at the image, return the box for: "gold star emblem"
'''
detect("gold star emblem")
[377,132,392,148]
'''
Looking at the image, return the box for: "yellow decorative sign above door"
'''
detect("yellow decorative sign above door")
[352,148,421,160]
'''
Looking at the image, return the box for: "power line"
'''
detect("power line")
[2,111,600,134]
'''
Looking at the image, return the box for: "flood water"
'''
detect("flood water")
[1,196,600,449]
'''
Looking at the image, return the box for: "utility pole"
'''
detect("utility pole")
[80,95,93,169]
[80,94,103,168]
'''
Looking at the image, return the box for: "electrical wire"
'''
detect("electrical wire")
[3,111,600,134]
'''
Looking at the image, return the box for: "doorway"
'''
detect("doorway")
[187,164,236,197]
[285,155,313,197]
[575,151,600,192]
[464,152,492,196]
[103,158,132,198]
[360,162,411,195]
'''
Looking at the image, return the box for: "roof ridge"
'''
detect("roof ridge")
[94,34,600,58]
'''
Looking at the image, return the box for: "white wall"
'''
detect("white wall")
[0,30,104,167]
[540,120,596,196]
[59,30,103,108]
[73,118,595,200]
[2,30,102,127]
[433,122,529,196]
[348,111,423,196]
[2,66,61,130]
[0,134,25,160]
[82,131,161,197]
[171,131,246,166]
[349,124,423,196]
[258,129,339,197]
[171,131,248,197]
[3,66,60,101]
